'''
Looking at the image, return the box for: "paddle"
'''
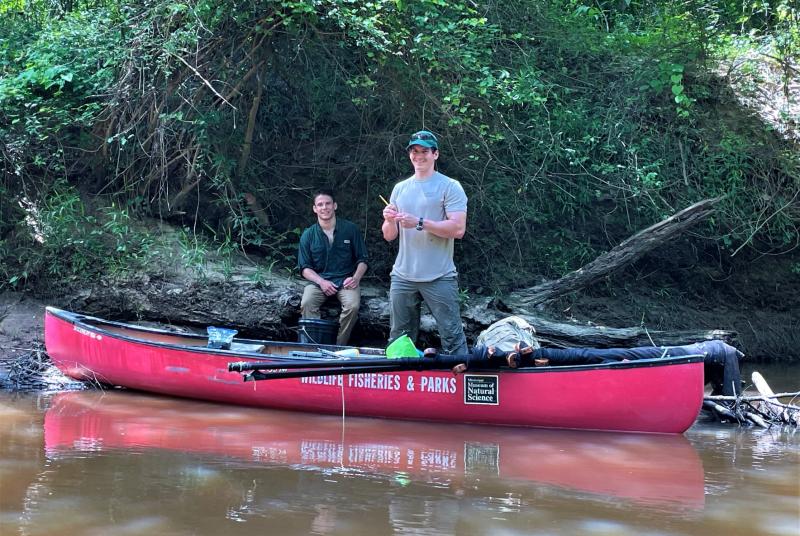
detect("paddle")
[228,343,536,381]
[229,353,479,373]
[243,364,413,382]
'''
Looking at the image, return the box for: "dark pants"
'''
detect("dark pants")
[536,340,742,396]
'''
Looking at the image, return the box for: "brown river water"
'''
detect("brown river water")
[0,363,798,536]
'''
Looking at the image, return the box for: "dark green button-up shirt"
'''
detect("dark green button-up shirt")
[297,218,368,288]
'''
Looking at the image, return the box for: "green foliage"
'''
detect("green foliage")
[1,0,797,293]
[0,5,125,191]
[0,181,156,289]
[178,227,210,279]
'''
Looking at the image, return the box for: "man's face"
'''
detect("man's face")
[312,195,336,221]
[408,145,438,174]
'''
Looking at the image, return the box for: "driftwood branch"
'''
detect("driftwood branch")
[705,393,800,404]
[703,372,800,427]
[509,197,723,307]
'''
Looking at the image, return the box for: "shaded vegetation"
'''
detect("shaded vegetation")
[1,0,798,296]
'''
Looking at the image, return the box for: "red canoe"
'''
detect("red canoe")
[43,390,706,509]
[44,307,705,433]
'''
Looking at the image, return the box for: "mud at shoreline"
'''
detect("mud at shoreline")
[0,292,46,365]
[0,293,82,391]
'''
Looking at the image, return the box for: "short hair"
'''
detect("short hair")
[313,188,336,204]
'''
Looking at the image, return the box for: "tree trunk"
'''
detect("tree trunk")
[237,70,264,180]
[508,197,722,308]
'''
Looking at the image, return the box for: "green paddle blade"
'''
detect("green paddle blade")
[385,335,422,359]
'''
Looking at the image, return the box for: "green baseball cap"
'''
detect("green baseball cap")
[406,130,438,150]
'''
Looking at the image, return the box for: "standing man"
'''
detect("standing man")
[298,189,368,346]
[381,130,469,355]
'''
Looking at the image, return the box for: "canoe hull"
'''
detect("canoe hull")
[44,307,704,433]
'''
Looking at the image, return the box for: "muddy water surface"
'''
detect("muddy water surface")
[0,363,797,536]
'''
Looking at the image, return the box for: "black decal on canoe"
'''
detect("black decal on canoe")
[464,375,499,405]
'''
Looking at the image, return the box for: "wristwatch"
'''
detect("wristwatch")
[415,217,424,231]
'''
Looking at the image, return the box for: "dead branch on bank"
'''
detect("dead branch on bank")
[702,372,800,427]
[509,197,723,308]
[0,344,86,391]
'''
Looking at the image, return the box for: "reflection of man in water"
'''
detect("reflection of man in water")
[311,504,337,534]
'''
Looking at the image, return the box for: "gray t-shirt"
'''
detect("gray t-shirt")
[389,171,468,282]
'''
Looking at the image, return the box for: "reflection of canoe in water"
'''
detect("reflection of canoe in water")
[44,307,705,433]
[44,391,705,509]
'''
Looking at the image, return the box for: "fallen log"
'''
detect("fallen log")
[58,272,736,350]
[744,411,770,428]
[751,371,787,417]
[508,198,722,308]
[462,299,737,348]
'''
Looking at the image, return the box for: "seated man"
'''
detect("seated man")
[297,189,368,345]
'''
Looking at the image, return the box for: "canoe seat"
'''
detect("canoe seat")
[229,342,266,354]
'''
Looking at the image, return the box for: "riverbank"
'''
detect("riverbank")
[1,246,798,387]
[0,292,78,390]
[0,292,45,365]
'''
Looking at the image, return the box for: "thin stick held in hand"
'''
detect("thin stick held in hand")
[379,194,390,206]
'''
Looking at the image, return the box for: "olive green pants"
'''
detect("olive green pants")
[389,276,468,355]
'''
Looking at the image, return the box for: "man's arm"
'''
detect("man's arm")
[344,225,368,289]
[395,211,467,239]
[342,262,368,289]
[424,211,466,239]
[301,267,339,296]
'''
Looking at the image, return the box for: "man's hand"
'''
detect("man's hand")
[395,212,418,229]
[382,204,400,241]
[318,279,339,296]
[342,276,360,289]
[382,204,399,222]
